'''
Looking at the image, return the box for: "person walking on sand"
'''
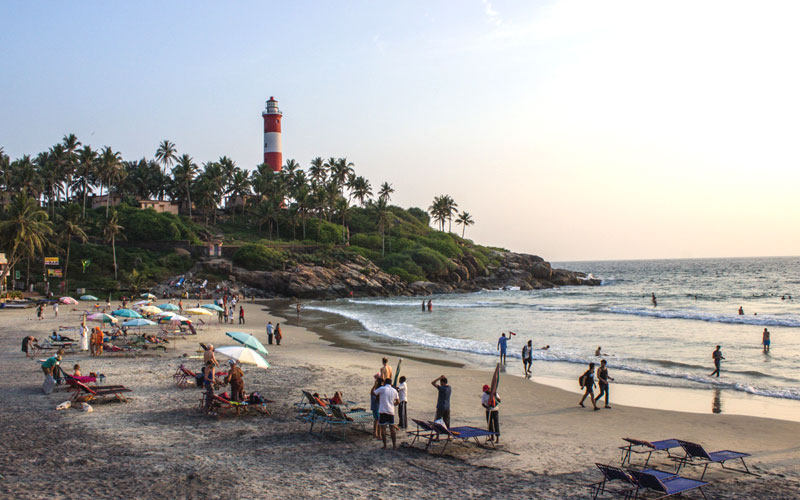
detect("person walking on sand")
[522,340,533,377]
[397,376,408,429]
[762,328,770,353]
[53,302,58,318]
[274,323,283,345]
[710,345,724,377]
[266,321,274,345]
[238,306,245,325]
[481,384,501,442]
[579,362,598,410]
[595,359,614,409]
[497,333,508,364]
[374,378,400,450]
[431,375,451,428]
[379,357,393,381]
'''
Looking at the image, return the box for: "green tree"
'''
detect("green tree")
[172,153,198,217]
[101,209,125,281]
[371,197,393,257]
[57,203,88,293]
[455,211,474,238]
[0,194,54,285]
[155,139,177,176]
[73,146,97,218]
[378,182,394,203]
[97,146,124,217]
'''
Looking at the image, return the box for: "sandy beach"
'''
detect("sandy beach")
[2,301,799,500]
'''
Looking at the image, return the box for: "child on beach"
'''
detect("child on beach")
[579,363,598,410]
[73,364,82,377]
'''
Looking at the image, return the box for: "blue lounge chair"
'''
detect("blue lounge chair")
[408,419,439,449]
[675,440,756,479]
[629,469,709,499]
[589,464,638,500]
[326,405,373,440]
[430,422,498,454]
[620,438,682,467]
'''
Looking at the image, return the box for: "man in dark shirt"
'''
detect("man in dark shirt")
[431,375,451,427]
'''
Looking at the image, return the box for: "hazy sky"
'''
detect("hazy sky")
[2,1,799,261]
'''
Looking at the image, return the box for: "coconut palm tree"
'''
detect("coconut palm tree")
[455,211,474,238]
[101,209,125,281]
[0,194,54,285]
[227,167,251,214]
[61,133,81,202]
[97,147,124,217]
[328,157,355,197]
[308,157,327,185]
[10,154,40,197]
[428,195,448,231]
[57,203,88,293]
[444,195,458,233]
[172,154,198,217]
[73,146,97,218]
[378,182,394,203]
[372,198,393,257]
[154,140,177,176]
[350,176,372,207]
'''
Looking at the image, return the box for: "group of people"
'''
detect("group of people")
[265,321,283,345]
[200,344,247,414]
[578,359,613,410]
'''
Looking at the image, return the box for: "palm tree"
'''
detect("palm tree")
[349,176,372,206]
[227,168,251,214]
[9,155,40,197]
[455,211,474,238]
[428,195,448,231]
[0,194,54,285]
[372,198,393,257]
[73,146,97,218]
[378,182,394,203]
[101,209,125,281]
[172,154,198,217]
[154,140,177,176]
[61,133,81,202]
[97,147,124,217]
[444,195,458,233]
[328,157,355,197]
[57,203,88,293]
[308,157,327,185]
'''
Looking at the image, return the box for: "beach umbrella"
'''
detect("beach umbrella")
[133,300,152,306]
[60,296,78,304]
[140,305,162,316]
[154,311,176,318]
[141,293,156,299]
[185,307,212,316]
[158,303,179,311]
[122,318,157,327]
[201,304,224,312]
[87,313,117,324]
[158,314,190,324]
[80,295,99,301]
[215,346,269,369]
[225,331,268,357]
[112,308,142,318]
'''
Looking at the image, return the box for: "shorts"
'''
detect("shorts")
[523,357,532,364]
[378,413,395,425]
[372,409,379,420]
[764,340,771,346]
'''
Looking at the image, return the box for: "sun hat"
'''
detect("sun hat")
[482,384,490,392]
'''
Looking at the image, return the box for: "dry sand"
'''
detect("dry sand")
[2,301,799,499]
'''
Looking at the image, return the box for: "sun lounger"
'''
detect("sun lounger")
[69,380,131,403]
[628,469,709,499]
[324,405,373,440]
[408,419,439,449]
[202,392,272,417]
[414,421,498,454]
[620,438,682,467]
[675,440,756,479]
[589,464,639,500]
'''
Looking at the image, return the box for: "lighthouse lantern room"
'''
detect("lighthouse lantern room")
[262,96,283,171]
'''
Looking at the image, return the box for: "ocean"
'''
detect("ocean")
[298,256,800,417]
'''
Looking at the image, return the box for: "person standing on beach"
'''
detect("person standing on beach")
[431,375,451,427]
[397,376,408,429]
[238,306,245,325]
[379,357,393,381]
[203,360,216,414]
[203,344,218,367]
[274,323,282,345]
[21,336,37,357]
[579,362,598,410]
[374,378,400,450]
[710,345,724,377]
[53,302,58,318]
[522,340,533,377]
[762,328,770,353]
[497,333,508,364]
[370,376,382,438]
[595,359,614,409]
[41,353,61,394]
[296,302,301,318]
[481,384,501,442]
[266,321,274,345]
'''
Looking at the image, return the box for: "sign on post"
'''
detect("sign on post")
[44,257,59,266]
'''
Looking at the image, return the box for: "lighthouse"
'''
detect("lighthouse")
[262,96,283,171]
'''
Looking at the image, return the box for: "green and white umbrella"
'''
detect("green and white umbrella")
[225,331,268,357]
[201,304,224,312]
[158,303,179,311]
[80,295,99,301]
[122,318,157,327]
[111,308,142,318]
[141,293,156,299]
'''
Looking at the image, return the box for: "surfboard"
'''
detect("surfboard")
[393,358,403,386]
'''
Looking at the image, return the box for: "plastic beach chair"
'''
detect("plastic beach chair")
[675,440,756,480]
[620,438,682,467]
[628,469,709,499]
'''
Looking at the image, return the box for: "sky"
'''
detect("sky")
[2,0,799,261]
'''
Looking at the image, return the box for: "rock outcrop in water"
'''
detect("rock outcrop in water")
[200,250,599,299]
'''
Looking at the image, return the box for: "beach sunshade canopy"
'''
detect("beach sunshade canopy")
[215,346,270,369]
[154,311,176,318]
[158,303,180,311]
[80,295,99,301]
[122,318,157,327]
[111,309,142,318]
[87,313,117,323]
[201,304,224,312]
[140,305,162,315]
[226,331,268,356]
[141,293,156,299]
[158,314,190,324]
[133,300,152,306]
[60,297,78,304]
[185,307,212,316]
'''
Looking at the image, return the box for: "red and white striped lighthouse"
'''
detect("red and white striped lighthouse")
[262,96,283,171]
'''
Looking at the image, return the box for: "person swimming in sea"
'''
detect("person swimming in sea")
[651,293,657,307]
[595,346,603,357]
[738,306,744,315]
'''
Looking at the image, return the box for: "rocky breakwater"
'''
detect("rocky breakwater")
[202,255,406,299]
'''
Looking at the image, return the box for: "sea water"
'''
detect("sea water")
[302,256,800,414]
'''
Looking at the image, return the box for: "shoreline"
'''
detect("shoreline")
[269,298,800,424]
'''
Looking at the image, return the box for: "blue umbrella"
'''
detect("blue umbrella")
[202,304,224,312]
[111,309,142,318]
[122,318,157,327]
[226,331,269,357]
[158,303,179,311]
[80,295,99,301]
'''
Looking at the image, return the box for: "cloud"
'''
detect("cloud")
[481,0,502,26]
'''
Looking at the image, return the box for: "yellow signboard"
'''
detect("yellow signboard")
[45,257,59,266]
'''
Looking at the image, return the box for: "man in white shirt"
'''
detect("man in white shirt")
[397,376,408,429]
[373,378,399,449]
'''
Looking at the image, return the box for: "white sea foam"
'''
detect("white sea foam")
[306,305,800,401]
[606,306,800,327]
